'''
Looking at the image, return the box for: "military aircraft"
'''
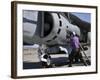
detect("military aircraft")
[23,11,91,54]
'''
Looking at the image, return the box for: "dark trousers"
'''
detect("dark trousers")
[68,48,87,67]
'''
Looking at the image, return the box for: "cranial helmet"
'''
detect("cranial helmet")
[72,32,76,35]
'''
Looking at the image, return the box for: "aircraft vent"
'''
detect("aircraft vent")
[43,12,54,37]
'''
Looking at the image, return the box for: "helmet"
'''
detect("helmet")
[72,32,76,36]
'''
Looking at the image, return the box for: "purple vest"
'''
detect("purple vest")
[71,36,80,49]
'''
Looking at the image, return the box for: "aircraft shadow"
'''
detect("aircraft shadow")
[23,57,69,69]
[23,57,89,69]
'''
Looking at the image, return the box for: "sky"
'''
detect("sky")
[71,12,91,23]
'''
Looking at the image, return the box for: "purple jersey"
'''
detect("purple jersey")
[71,36,80,49]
